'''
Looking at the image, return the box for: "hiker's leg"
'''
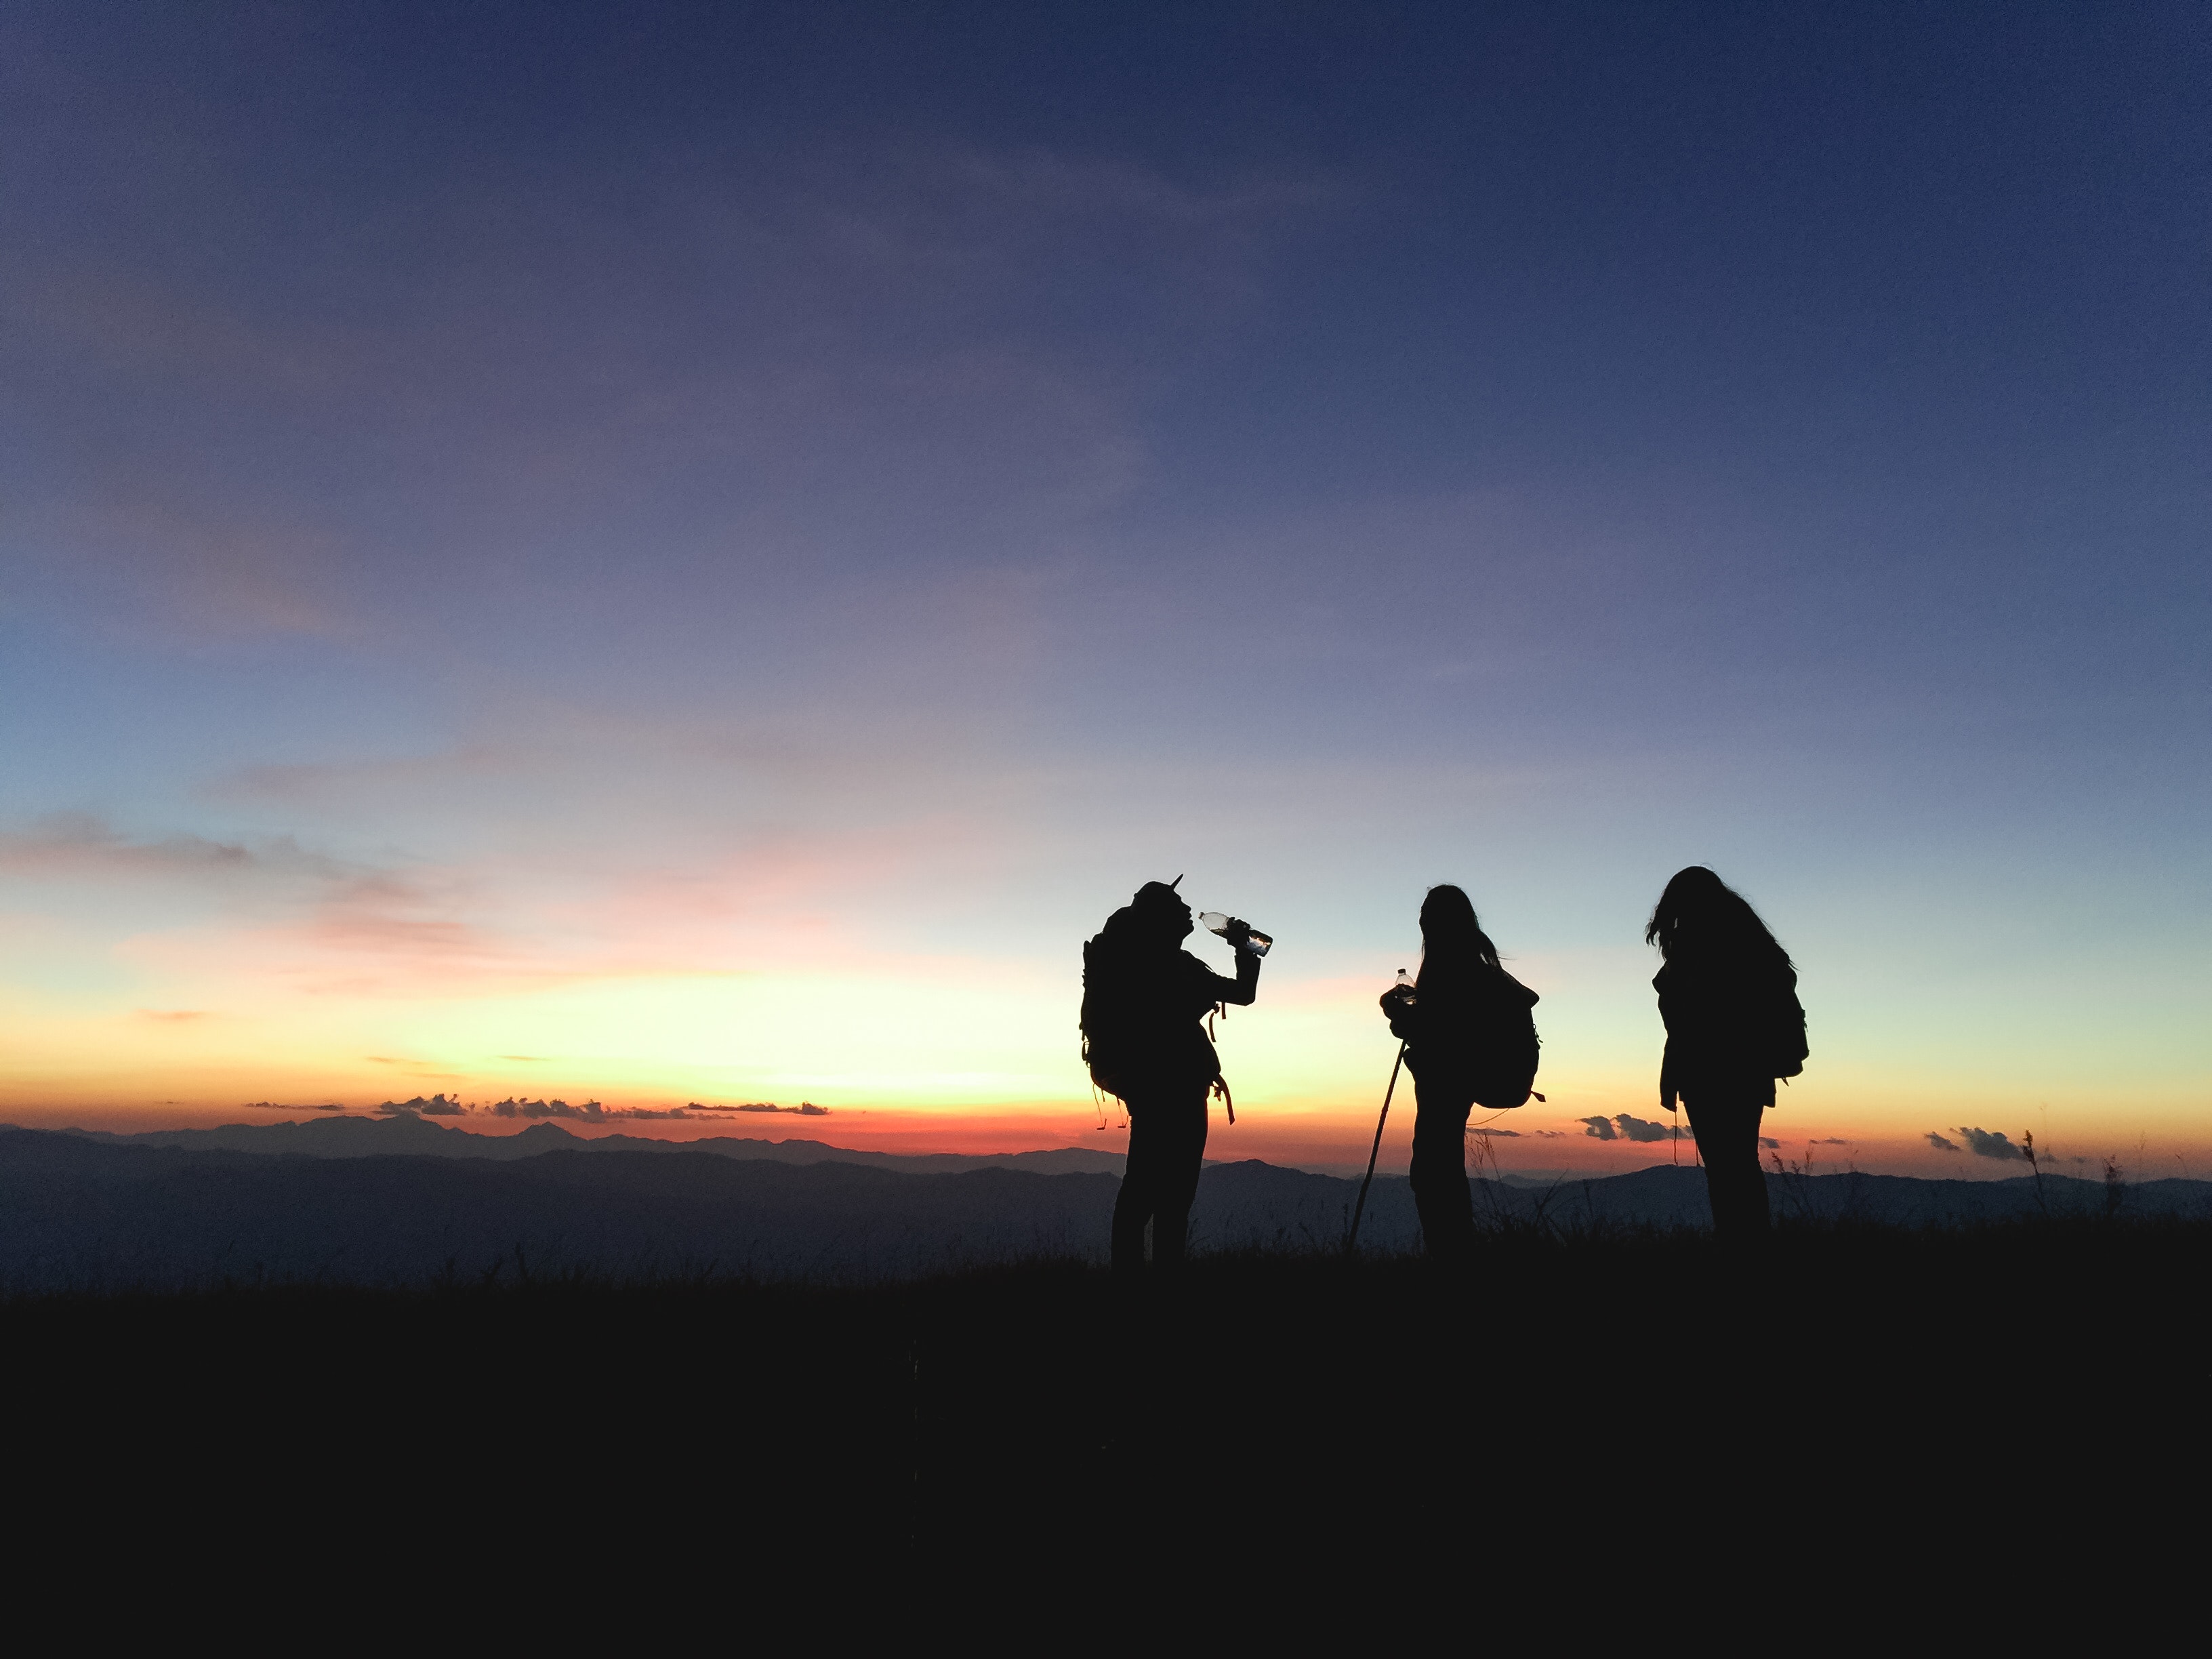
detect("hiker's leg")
[1149,1090,1210,1269]
[1408,1086,1475,1262]
[1688,1094,1769,1241]
[1113,1099,1160,1274]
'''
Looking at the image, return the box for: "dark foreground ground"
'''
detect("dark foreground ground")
[7,1217,2205,1599]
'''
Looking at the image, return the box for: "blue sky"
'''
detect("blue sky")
[1,3,2205,1170]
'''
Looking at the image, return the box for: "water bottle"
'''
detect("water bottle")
[1198,912,1273,957]
[1393,968,1415,1004]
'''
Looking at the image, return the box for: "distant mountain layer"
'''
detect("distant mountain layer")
[0,1128,2203,1292]
[49,1113,1130,1175]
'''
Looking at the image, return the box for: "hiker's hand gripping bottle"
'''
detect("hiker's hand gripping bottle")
[1380,968,1414,1021]
[1199,912,1273,957]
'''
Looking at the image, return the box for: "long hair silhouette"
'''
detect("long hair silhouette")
[1644,866,1793,970]
[1416,883,1501,989]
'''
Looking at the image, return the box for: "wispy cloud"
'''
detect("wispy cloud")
[0,813,343,882]
[9,134,1341,649]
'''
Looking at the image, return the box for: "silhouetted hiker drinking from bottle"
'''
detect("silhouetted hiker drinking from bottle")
[1378,885,1541,1265]
[1647,867,1809,1243]
[1081,878,1265,1277]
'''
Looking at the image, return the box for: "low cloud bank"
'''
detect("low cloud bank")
[1580,1113,1679,1144]
[1952,1126,2025,1160]
[365,1095,830,1122]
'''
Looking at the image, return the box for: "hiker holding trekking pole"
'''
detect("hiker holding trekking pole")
[1647,866,1809,1244]
[1375,885,1541,1265]
[1081,878,1265,1277]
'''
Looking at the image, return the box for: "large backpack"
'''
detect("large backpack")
[1472,970,1542,1110]
[1080,931,1134,1099]
[1081,928,1225,1103]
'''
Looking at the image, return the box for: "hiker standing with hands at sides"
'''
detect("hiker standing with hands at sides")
[1378,885,1542,1265]
[1082,879,1264,1277]
[1647,867,1809,1242]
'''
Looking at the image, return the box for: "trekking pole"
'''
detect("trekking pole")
[1345,1042,1406,1259]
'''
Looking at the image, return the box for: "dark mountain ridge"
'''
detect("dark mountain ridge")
[41,1113,1127,1174]
[0,1127,2203,1293]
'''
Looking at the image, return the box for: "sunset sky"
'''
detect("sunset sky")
[3,3,2205,1176]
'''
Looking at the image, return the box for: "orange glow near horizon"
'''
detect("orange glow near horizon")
[3,821,2204,1182]
[3,1074,2198,1183]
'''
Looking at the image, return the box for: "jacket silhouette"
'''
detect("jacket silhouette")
[1647,866,1808,1241]
[1380,885,1538,1263]
[1084,880,1259,1274]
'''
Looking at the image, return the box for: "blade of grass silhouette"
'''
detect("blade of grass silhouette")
[1345,1042,1406,1258]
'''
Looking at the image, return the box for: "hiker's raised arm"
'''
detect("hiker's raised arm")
[1212,918,1261,1005]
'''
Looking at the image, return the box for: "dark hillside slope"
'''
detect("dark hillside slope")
[0,1131,1127,1288]
[1,1130,2202,1291]
[0,1130,1428,1288]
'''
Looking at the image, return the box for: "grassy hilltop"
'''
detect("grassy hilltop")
[7,1213,2203,1569]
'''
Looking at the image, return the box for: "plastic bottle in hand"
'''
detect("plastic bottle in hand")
[1394,968,1416,1004]
[1199,912,1273,957]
